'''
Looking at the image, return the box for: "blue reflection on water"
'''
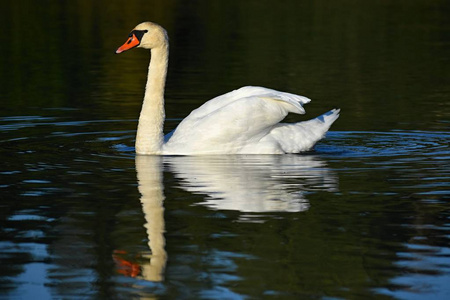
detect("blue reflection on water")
[1,112,449,299]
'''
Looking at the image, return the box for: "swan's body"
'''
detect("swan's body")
[116,22,340,155]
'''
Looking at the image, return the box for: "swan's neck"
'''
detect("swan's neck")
[135,44,168,154]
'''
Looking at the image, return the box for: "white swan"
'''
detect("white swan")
[116,22,340,155]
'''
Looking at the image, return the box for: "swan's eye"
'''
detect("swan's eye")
[130,30,147,42]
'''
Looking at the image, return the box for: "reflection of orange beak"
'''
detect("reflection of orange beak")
[116,34,140,54]
[113,250,141,277]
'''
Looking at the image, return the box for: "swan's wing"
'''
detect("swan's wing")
[186,86,311,119]
[163,87,311,154]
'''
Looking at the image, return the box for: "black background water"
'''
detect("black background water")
[1,0,449,299]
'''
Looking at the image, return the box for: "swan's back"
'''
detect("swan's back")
[163,86,339,155]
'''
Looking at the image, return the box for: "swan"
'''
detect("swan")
[115,22,340,155]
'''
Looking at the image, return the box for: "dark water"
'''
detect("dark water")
[1,0,449,299]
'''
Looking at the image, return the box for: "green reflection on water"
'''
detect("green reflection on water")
[1,0,449,130]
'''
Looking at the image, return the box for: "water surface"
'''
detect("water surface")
[1,1,449,299]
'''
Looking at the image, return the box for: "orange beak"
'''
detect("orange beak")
[116,34,140,54]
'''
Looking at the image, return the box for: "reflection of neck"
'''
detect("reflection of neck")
[135,155,167,281]
[135,44,168,154]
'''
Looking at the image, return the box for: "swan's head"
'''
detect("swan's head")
[116,22,168,54]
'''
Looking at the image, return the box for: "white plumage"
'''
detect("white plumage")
[164,86,340,154]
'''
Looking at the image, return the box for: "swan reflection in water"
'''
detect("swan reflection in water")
[167,155,338,214]
[121,154,338,281]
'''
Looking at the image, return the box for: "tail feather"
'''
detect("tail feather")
[266,109,340,153]
[310,108,340,132]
